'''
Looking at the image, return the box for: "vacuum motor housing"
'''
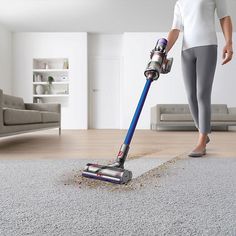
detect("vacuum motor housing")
[144,38,173,80]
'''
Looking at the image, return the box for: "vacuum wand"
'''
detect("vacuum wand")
[112,79,152,169]
[112,38,173,169]
[82,38,173,184]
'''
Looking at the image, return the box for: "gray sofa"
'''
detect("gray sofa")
[0,89,61,137]
[151,104,236,131]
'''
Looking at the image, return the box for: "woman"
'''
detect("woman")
[167,0,233,157]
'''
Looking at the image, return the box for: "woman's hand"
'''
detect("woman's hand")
[220,16,233,65]
[222,42,233,65]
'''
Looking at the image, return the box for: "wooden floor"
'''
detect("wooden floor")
[0,129,235,159]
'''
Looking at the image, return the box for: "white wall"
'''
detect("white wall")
[12,32,88,129]
[212,33,236,106]
[122,32,236,129]
[88,34,123,57]
[0,24,12,94]
[11,32,236,130]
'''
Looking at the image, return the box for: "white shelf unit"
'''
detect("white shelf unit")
[33,69,69,72]
[33,81,69,85]
[33,58,69,103]
[33,94,69,97]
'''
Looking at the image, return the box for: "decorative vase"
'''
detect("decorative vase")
[48,85,55,94]
[63,60,69,69]
[36,74,42,82]
[35,85,45,95]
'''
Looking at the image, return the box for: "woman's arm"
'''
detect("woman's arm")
[220,16,233,65]
[166,29,180,53]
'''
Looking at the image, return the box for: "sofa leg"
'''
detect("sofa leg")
[59,127,61,136]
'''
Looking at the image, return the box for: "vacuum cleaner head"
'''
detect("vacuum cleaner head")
[82,163,132,184]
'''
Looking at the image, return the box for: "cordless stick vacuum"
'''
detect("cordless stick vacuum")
[82,38,173,184]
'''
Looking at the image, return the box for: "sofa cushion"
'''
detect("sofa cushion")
[40,111,60,123]
[2,94,25,110]
[211,104,228,114]
[160,104,190,114]
[160,113,236,122]
[159,104,228,115]
[211,114,236,121]
[161,114,193,121]
[3,108,41,125]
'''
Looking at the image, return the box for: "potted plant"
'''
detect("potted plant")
[47,76,54,94]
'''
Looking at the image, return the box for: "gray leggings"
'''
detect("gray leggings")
[181,45,217,134]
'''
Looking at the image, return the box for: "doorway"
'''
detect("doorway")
[89,56,121,129]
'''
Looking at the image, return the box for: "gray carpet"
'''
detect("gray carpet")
[0,157,236,236]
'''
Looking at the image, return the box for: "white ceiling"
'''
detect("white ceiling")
[0,0,235,33]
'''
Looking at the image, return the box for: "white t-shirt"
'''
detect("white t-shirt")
[172,0,229,50]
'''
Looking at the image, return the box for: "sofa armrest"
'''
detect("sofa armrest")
[0,107,3,128]
[228,107,236,114]
[0,89,3,127]
[151,105,161,124]
[25,103,61,114]
[0,89,3,107]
